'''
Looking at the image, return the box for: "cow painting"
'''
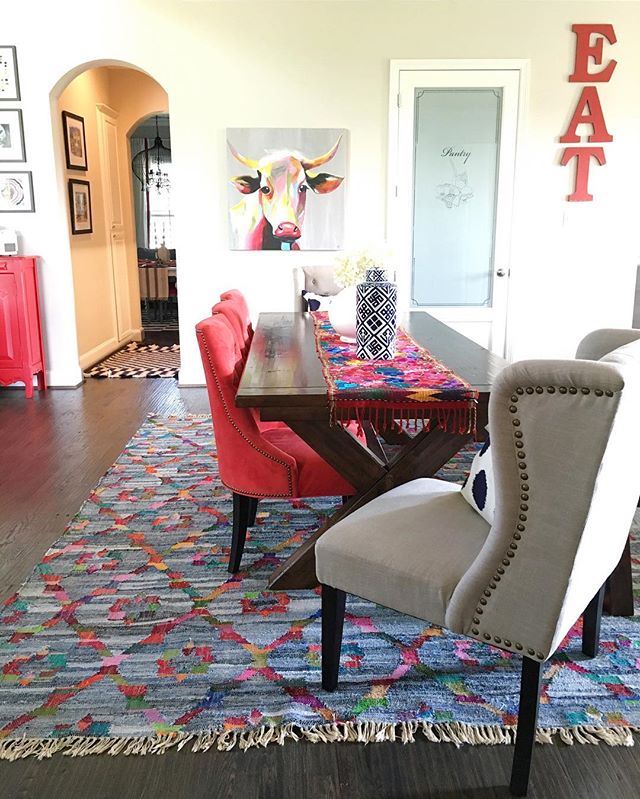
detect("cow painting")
[227,130,345,251]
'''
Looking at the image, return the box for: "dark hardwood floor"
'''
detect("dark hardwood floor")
[0,379,638,799]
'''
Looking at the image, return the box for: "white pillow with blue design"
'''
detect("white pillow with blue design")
[461,434,495,525]
[301,291,333,313]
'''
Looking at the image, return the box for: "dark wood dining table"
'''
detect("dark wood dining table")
[235,310,506,591]
[235,311,634,615]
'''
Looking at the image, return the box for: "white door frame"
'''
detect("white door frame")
[388,59,528,359]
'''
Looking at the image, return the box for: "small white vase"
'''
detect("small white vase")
[328,285,357,343]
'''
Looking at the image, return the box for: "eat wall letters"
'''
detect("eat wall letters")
[560,24,616,201]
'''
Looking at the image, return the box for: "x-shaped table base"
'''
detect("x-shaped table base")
[267,420,471,590]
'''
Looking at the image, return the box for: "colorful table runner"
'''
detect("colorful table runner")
[313,312,478,433]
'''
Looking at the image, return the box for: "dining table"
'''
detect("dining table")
[235,311,632,616]
[235,310,506,592]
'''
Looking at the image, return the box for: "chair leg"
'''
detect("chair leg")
[582,583,605,658]
[229,492,250,574]
[510,656,543,797]
[604,537,634,616]
[321,585,346,692]
[247,498,258,527]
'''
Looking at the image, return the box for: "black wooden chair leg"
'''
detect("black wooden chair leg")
[247,497,258,527]
[510,656,543,797]
[582,583,605,658]
[229,492,250,573]
[321,585,346,691]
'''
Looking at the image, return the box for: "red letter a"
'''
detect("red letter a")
[560,87,613,144]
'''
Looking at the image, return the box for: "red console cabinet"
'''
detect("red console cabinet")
[0,257,46,398]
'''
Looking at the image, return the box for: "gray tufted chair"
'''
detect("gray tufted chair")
[316,338,640,796]
[293,265,342,311]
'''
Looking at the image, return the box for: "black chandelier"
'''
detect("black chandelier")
[132,116,171,193]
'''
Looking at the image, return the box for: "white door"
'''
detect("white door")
[96,104,132,342]
[390,62,524,355]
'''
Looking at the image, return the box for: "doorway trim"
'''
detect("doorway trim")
[49,59,172,380]
[387,59,529,360]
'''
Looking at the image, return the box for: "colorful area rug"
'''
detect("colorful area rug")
[83,343,180,379]
[313,312,477,433]
[0,416,638,760]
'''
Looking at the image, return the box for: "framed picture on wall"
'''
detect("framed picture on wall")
[0,109,26,162]
[0,171,34,212]
[226,127,347,251]
[62,111,88,171]
[68,179,92,234]
[0,46,20,101]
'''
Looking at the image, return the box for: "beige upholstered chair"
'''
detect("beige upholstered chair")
[292,265,342,310]
[316,339,640,796]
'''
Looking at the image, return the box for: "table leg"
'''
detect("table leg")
[267,425,471,590]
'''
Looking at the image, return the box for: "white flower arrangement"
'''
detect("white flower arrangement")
[334,245,393,289]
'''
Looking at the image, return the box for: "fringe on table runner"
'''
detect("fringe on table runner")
[330,399,477,435]
[1,721,636,761]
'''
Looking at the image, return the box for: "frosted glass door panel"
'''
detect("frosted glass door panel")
[412,89,501,307]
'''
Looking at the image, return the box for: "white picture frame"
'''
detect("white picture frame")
[0,171,35,212]
[0,46,20,101]
[0,109,25,162]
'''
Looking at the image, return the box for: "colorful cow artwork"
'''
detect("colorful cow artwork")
[227,129,345,251]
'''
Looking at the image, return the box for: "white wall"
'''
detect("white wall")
[3,0,640,386]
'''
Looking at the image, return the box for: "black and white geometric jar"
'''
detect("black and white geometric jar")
[356,268,398,360]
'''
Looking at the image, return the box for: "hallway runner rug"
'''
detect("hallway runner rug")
[0,416,638,760]
[83,343,180,379]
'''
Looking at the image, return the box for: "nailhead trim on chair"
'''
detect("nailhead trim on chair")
[197,329,295,497]
[469,383,617,661]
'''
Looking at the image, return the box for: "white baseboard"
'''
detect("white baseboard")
[46,365,84,388]
[79,332,137,371]
[178,368,205,388]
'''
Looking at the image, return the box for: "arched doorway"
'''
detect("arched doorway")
[50,61,179,378]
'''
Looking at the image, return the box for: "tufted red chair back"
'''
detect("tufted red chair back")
[214,289,253,357]
[196,314,297,497]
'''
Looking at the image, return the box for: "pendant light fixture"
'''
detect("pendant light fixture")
[132,115,171,193]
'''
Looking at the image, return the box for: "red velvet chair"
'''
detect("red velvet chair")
[196,313,357,573]
[213,289,253,358]
[212,292,284,434]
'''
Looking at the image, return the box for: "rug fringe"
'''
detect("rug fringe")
[0,722,636,761]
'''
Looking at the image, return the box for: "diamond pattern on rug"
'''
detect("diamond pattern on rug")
[83,343,180,379]
[0,416,638,759]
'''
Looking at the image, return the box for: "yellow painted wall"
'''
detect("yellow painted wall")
[58,67,168,368]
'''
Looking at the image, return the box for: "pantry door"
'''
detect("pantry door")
[390,62,525,356]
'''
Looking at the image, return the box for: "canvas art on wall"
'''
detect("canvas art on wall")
[227,128,346,251]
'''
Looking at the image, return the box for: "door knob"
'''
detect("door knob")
[496,268,506,277]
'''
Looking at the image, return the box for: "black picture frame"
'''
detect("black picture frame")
[0,46,20,101]
[0,171,34,212]
[0,109,26,162]
[62,110,88,171]
[68,179,92,234]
